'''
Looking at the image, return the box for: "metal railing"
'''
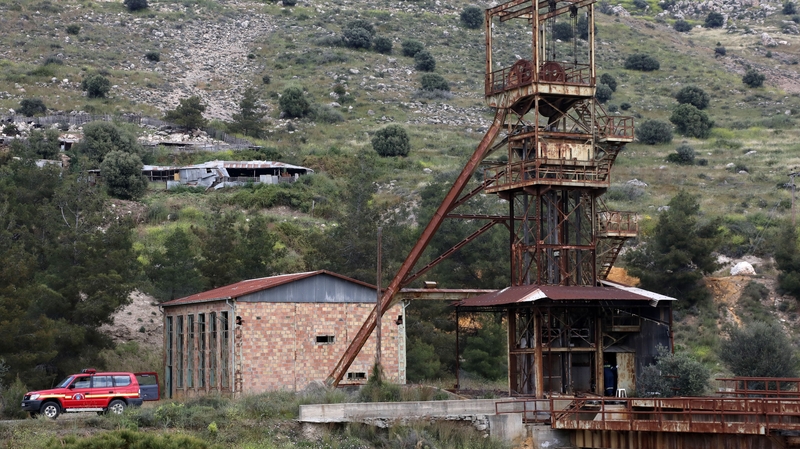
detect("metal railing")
[495,396,800,434]
[485,61,592,96]
[597,211,639,236]
[716,377,800,398]
[484,158,610,189]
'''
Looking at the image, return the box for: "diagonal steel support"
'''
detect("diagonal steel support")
[326,108,508,387]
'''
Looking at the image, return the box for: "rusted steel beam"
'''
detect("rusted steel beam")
[326,109,508,387]
[402,218,505,288]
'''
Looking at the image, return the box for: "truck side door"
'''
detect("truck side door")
[63,375,92,410]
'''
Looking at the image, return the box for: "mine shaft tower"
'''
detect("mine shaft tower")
[328,0,640,393]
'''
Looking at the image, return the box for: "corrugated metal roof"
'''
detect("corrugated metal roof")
[457,283,671,307]
[161,270,376,307]
[141,161,314,172]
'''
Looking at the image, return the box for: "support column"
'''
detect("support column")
[595,314,604,396]
[508,309,517,395]
[534,309,544,398]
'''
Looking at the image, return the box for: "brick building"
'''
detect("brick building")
[160,271,406,398]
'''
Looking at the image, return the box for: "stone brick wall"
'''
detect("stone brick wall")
[239,302,404,393]
[164,300,405,397]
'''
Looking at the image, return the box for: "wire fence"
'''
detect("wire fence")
[0,113,255,151]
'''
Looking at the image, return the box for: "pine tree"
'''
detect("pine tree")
[230,88,266,138]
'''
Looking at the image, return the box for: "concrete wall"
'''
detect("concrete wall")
[300,399,506,422]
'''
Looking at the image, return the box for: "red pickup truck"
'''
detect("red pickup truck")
[21,369,158,418]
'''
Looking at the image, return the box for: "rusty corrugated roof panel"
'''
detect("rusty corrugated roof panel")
[161,270,376,307]
[457,284,655,307]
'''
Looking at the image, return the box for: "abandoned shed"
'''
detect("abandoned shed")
[142,160,314,189]
[160,270,405,398]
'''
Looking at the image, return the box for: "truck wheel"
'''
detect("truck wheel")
[107,399,126,415]
[41,402,60,419]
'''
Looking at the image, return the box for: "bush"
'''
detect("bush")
[633,0,648,9]
[720,322,798,378]
[1,376,29,419]
[460,6,483,29]
[372,124,410,157]
[675,85,710,109]
[19,98,47,117]
[674,19,692,32]
[101,150,148,200]
[624,53,660,71]
[637,345,710,397]
[342,19,375,49]
[283,0,297,5]
[123,0,148,12]
[620,102,631,110]
[262,74,271,84]
[670,103,713,138]
[373,36,392,54]
[595,83,613,103]
[44,429,211,449]
[637,119,673,144]
[607,103,618,113]
[553,22,573,41]
[81,73,111,98]
[600,73,617,92]
[785,1,797,14]
[705,11,724,28]
[165,96,207,129]
[402,39,424,57]
[279,87,311,118]
[666,144,696,165]
[66,24,81,35]
[420,73,450,92]
[742,68,765,88]
[715,46,727,57]
[145,51,160,62]
[414,49,436,72]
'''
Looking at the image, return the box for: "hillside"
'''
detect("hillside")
[2,0,800,381]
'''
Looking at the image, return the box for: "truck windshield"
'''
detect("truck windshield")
[56,376,75,388]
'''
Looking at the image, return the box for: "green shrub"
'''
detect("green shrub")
[420,73,449,91]
[342,19,375,50]
[1,376,28,419]
[311,104,344,123]
[633,0,648,8]
[705,11,724,28]
[145,51,160,62]
[19,98,47,117]
[279,86,311,118]
[552,22,573,41]
[784,1,797,14]
[414,49,436,72]
[262,74,271,84]
[670,103,713,138]
[372,124,410,157]
[620,102,631,110]
[720,322,798,378]
[715,46,726,57]
[624,53,660,71]
[600,73,617,92]
[675,85,709,109]
[637,119,673,144]
[596,83,612,103]
[402,39,424,57]
[165,96,207,129]
[373,36,392,54]
[637,345,709,397]
[358,364,402,402]
[743,68,765,88]
[44,55,64,65]
[460,5,483,29]
[81,73,111,98]
[123,0,148,12]
[674,19,692,32]
[66,24,81,35]
[666,144,696,165]
[101,150,148,200]
[283,0,297,6]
